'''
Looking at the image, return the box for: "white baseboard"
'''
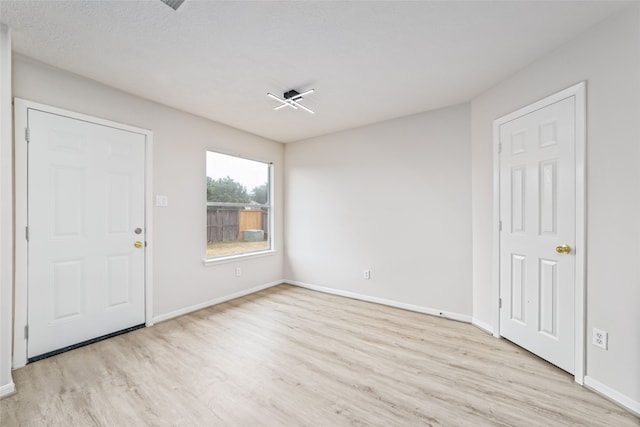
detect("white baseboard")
[0,381,16,399]
[584,376,640,416]
[153,280,282,323]
[285,280,472,324]
[471,318,494,335]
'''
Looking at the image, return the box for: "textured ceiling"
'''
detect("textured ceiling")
[0,1,631,142]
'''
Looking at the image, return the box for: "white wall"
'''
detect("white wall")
[0,24,15,398]
[285,104,472,319]
[471,4,640,408]
[12,55,285,320]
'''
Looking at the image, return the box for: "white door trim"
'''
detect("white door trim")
[492,82,586,384]
[12,98,154,369]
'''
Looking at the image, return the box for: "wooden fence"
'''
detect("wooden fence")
[207,207,268,244]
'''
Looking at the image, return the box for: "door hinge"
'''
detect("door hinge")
[498,220,502,231]
[499,298,503,309]
[25,128,30,143]
[24,325,29,339]
[498,142,502,154]
[25,226,29,241]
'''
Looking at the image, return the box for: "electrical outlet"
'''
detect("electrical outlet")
[155,195,169,207]
[593,328,608,350]
[363,269,371,280]
[235,267,242,277]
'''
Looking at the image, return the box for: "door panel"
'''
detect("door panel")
[538,258,558,337]
[510,166,525,233]
[51,165,85,237]
[499,96,575,373]
[105,255,131,309]
[27,109,146,358]
[510,254,526,324]
[539,161,558,235]
[51,259,83,321]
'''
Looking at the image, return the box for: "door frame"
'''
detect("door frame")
[12,98,154,368]
[492,82,586,384]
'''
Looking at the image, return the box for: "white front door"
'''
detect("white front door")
[27,108,146,359]
[499,95,576,373]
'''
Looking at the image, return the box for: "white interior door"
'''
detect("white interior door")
[27,108,146,359]
[499,96,576,373]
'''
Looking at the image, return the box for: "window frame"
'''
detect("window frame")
[203,150,275,265]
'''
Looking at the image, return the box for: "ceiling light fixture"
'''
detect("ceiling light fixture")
[267,89,315,114]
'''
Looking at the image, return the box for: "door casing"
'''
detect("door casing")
[492,82,586,384]
[13,98,155,368]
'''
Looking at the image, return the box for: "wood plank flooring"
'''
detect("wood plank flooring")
[2,284,638,426]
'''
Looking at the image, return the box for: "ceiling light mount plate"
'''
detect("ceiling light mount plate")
[159,0,186,11]
[267,89,315,114]
[284,90,301,100]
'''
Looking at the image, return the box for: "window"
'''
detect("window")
[206,151,271,259]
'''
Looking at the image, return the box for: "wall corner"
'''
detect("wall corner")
[0,23,15,397]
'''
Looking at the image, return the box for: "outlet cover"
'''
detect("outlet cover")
[363,270,371,280]
[235,267,242,277]
[155,195,169,207]
[593,328,608,350]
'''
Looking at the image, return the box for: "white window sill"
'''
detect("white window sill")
[202,249,277,267]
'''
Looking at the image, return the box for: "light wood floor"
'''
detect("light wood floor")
[2,284,638,426]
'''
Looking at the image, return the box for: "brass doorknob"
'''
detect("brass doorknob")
[555,244,571,254]
[134,241,143,249]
